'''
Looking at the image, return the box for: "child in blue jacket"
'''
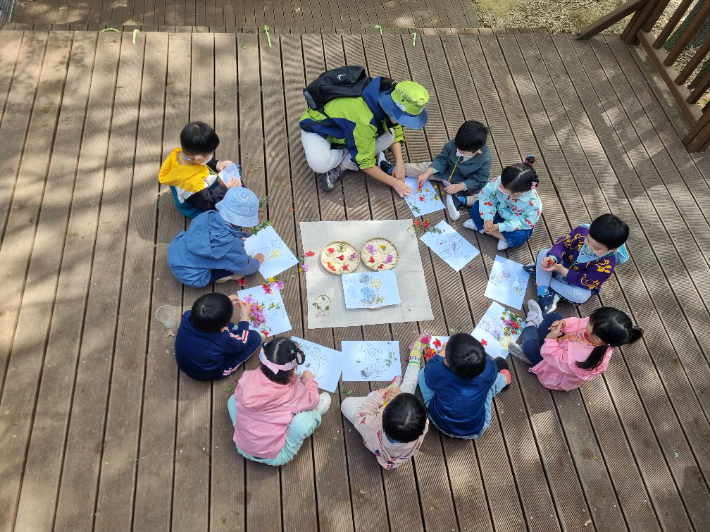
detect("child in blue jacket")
[175,293,263,380]
[418,333,511,439]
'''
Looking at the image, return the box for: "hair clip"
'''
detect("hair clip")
[531,181,537,190]
[259,349,299,374]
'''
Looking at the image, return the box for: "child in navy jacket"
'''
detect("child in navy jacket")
[175,293,263,380]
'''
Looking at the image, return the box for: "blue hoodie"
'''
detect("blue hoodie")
[167,210,260,288]
[423,355,498,436]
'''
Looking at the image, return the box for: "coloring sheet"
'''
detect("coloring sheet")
[342,271,401,309]
[471,329,504,358]
[243,225,299,279]
[237,286,292,337]
[341,341,401,381]
[420,220,480,272]
[424,335,449,355]
[218,162,241,184]
[291,337,344,393]
[403,177,445,216]
[472,302,524,353]
[484,256,529,309]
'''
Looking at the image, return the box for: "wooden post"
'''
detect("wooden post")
[622,0,667,44]
[575,0,647,40]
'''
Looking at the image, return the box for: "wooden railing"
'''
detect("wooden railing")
[578,0,710,151]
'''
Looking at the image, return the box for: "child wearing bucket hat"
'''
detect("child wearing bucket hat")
[299,75,429,196]
[167,187,265,288]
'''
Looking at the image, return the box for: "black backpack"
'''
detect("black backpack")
[303,66,372,112]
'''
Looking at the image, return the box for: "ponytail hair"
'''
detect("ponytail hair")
[501,155,538,194]
[578,307,644,371]
[260,337,305,384]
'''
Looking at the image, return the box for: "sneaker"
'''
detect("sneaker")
[463,219,484,233]
[315,392,332,415]
[214,274,244,284]
[446,194,461,220]
[320,166,345,191]
[259,331,268,343]
[508,342,532,364]
[522,263,536,275]
[378,153,393,174]
[538,292,559,316]
[525,299,543,327]
[408,332,431,356]
[388,376,402,388]
[497,239,509,251]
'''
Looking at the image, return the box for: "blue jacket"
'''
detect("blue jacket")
[167,210,260,288]
[175,310,257,380]
[423,354,498,436]
[430,139,491,193]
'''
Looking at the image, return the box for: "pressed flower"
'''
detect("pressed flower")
[423,222,429,229]
[365,244,376,254]
[237,278,246,287]
[349,252,357,260]
[414,220,421,227]
[342,264,349,271]
[384,254,393,264]
[338,254,345,261]
[433,338,441,348]
[380,244,386,251]
[262,283,273,294]
[327,247,335,254]
[305,250,315,257]
[301,264,309,272]
[368,256,375,263]
[378,264,384,269]
[419,196,425,201]
[480,339,488,346]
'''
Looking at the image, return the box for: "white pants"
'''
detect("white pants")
[340,361,420,424]
[301,129,396,173]
[403,161,437,178]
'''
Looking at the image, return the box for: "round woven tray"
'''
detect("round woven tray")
[319,241,360,275]
[360,237,399,271]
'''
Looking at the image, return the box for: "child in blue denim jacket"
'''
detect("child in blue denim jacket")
[463,155,542,250]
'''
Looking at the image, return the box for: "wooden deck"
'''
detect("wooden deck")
[0,27,709,532]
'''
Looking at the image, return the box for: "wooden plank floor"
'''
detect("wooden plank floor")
[0,28,709,532]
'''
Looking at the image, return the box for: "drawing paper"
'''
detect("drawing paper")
[420,220,480,272]
[342,270,401,309]
[243,225,299,279]
[291,337,344,393]
[427,336,449,353]
[341,341,401,382]
[403,177,445,216]
[471,329,504,358]
[218,162,241,184]
[472,302,524,354]
[236,286,292,337]
[484,256,529,309]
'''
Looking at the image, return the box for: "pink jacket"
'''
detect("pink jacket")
[530,317,613,392]
[233,369,320,458]
[354,391,428,470]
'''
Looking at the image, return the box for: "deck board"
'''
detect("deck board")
[0,29,708,532]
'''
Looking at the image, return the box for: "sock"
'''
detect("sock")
[408,353,421,367]
[537,285,550,297]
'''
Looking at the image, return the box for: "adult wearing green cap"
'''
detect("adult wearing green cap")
[299,77,429,197]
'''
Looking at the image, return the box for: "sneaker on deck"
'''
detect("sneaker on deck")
[378,152,393,174]
[463,219,483,233]
[538,292,559,316]
[215,274,244,284]
[319,166,345,191]
[446,194,461,221]
[497,239,509,251]
[525,299,543,327]
[508,342,532,365]
[522,263,536,277]
[315,392,332,416]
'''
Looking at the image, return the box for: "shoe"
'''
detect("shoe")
[525,299,543,327]
[497,239,509,251]
[446,194,461,221]
[523,263,536,275]
[259,331,268,343]
[214,274,244,284]
[315,392,332,415]
[408,332,431,356]
[320,166,345,191]
[378,153,393,174]
[493,357,511,391]
[388,376,402,388]
[463,219,484,233]
[538,292,559,316]
[508,342,532,364]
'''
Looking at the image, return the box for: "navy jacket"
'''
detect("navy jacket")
[175,310,256,381]
[430,139,491,193]
[423,354,498,436]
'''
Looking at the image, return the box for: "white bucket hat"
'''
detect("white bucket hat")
[216,187,260,227]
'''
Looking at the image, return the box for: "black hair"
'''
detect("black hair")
[578,307,643,370]
[454,120,488,153]
[445,333,487,379]
[588,213,629,250]
[191,293,233,333]
[382,393,427,443]
[379,77,397,92]
[260,337,304,384]
[500,155,538,194]
[180,121,220,155]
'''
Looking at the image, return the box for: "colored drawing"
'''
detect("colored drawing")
[403,177,445,216]
[484,256,529,309]
[237,285,292,337]
[292,337,344,393]
[420,220,480,272]
[342,341,401,381]
[472,301,524,353]
[243,225,299,279]
[342,271,401,309]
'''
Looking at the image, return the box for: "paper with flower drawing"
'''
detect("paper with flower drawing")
[420,220,480,272]
[291,337,344,392]
[484,256,529,309]
[243,225,299,279]
[217,162,241,184]
[472,302,524,354]
[341,341,400,381]
[430,336,449,352]
[403,177,444,216]
[300,220,433,329]
[236,286,292,337]
[342,271,401,309]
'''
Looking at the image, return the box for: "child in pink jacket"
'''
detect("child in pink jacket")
[341,333,429,470]
[508,302,643,391]
[227,337,331,466]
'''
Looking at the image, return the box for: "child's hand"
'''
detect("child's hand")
[301,370,314,380]
[541,256,557,269]
[444,183,465,195]
[237,300,251,322]
[228,294,240,304]
[253,253,265,264]
[417,173,428,186]
[387,387,402,399]
[377,388,388,398]
[392,180,412,198]
[392,162,406,181]
[547,320,565,339]
[483,219,494,233]
[217,160,233,172]
[225,177,242,189]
